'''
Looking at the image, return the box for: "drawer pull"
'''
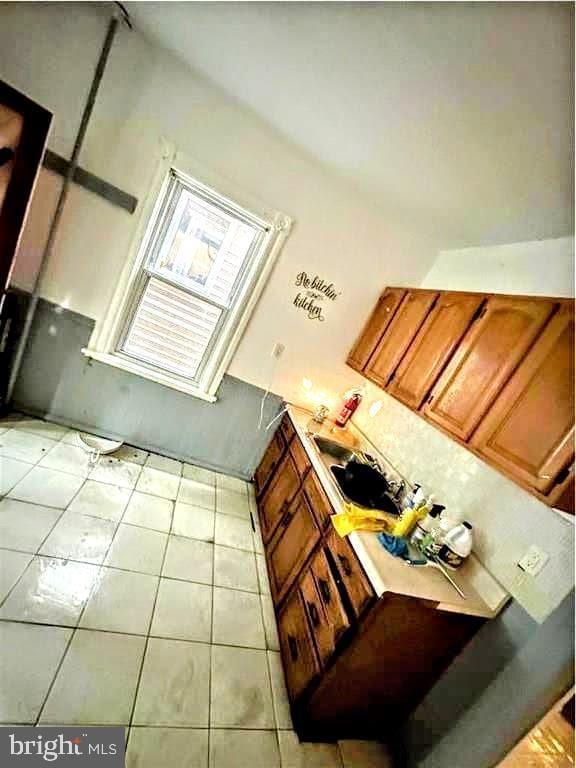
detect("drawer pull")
[338,554,353,577]
[288,634,298,662]
[307,601,320,627]
[318,578,331,605]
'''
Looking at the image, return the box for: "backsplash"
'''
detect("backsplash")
[353,382,575,623]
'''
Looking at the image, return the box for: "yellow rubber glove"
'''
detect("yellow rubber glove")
[330,503,393,537]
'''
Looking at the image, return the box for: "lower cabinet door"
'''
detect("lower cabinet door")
[278,589,321,700]
[259,454,300,542]
[254,430,285,496]
[268,492,320,603]
[303,471,333,530]
[326,530,374,619]
[300,549,350,666]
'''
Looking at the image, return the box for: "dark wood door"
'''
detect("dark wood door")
[0,80,52,295]
[326,530,374,620]
[278,590,321,700]
[472,304,574,495]
[365,290,438,388]
[303,470,333,530]
[254,430,285,496]
[268,491,320,603]
[301,549,350,666]
[347,287,406,372]
[289,435,311,479]
[259,453,300,542]
[388,292,485,409]
[423,296,556,441]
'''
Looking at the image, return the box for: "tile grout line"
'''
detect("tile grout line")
[0,616,279,652]
[32,463,145,727]
[0,503,69,610]
[0,548,260,594]
[124,466,181,751]
[206,472,220,766]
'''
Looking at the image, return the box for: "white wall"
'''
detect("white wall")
[355,238,575,623]
[422,237,574,297]
[1,2,439,408]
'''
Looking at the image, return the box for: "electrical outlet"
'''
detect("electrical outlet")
[271,343,285,359]
[518,545,549,576]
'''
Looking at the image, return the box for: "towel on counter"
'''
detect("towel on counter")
[331,503,393,537]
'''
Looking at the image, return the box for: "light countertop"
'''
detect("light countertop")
[287,406,509,620]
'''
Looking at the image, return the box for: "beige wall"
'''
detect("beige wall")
[1,2,438,409]
[354,238,575,623]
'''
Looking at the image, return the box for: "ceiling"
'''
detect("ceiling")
[128,2,574,249]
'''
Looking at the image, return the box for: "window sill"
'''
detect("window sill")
[81,348,218,403]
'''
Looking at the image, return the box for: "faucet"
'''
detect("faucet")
[388,479,406,502]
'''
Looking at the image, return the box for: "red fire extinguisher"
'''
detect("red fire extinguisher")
[335,390,362,428]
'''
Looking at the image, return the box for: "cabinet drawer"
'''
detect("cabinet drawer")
[259,454,300,542]
[254,430,285,496]
[280,415,296,446]
[290,435,311,478]
[279,590,321,700]
[300,549,350,667]
[303,470,333,530]
[268,492,321,603]
[326,530,374,619]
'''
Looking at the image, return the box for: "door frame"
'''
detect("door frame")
[0,79,52,295]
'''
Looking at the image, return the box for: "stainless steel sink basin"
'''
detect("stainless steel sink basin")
[311,435,358,465]
[312,434,401,514]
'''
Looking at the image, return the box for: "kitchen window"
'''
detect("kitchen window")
[85,163,291,401]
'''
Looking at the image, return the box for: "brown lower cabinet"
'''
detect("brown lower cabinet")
[255,415,484,740]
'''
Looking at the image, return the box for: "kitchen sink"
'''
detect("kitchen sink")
[312,434,401,514]
[311,435,359,465]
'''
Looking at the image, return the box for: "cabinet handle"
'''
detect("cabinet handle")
[288,635,298,662]
[318,578,331,605]
[338,554,353,577]
[307,601,320,627]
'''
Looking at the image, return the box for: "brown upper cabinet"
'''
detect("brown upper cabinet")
[388,292,485,409]
[423,296,555,441]
[471,303,574,498]
[365,290,439,388]
[347,287,406,372]
[347,287,574,511]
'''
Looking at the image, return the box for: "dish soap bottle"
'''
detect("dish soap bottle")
[438,521,473,569]
[410,504,445,549]
[393,494,432,538]
[421,510,460,559]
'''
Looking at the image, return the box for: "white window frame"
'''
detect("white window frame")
[83,141,292,402]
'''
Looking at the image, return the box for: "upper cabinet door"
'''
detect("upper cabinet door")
[347,287,406,372]
[423,297,556,441]
[471,304,574,495]
[365,290,439,388]
[388,292,485,410]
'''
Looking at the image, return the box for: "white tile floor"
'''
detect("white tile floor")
[0,414,391,767]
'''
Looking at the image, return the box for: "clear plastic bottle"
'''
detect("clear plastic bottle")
[410,504,445,549]
[421,511,460,559]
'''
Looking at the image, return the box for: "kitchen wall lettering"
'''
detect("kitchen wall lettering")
[293,271,340,321]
